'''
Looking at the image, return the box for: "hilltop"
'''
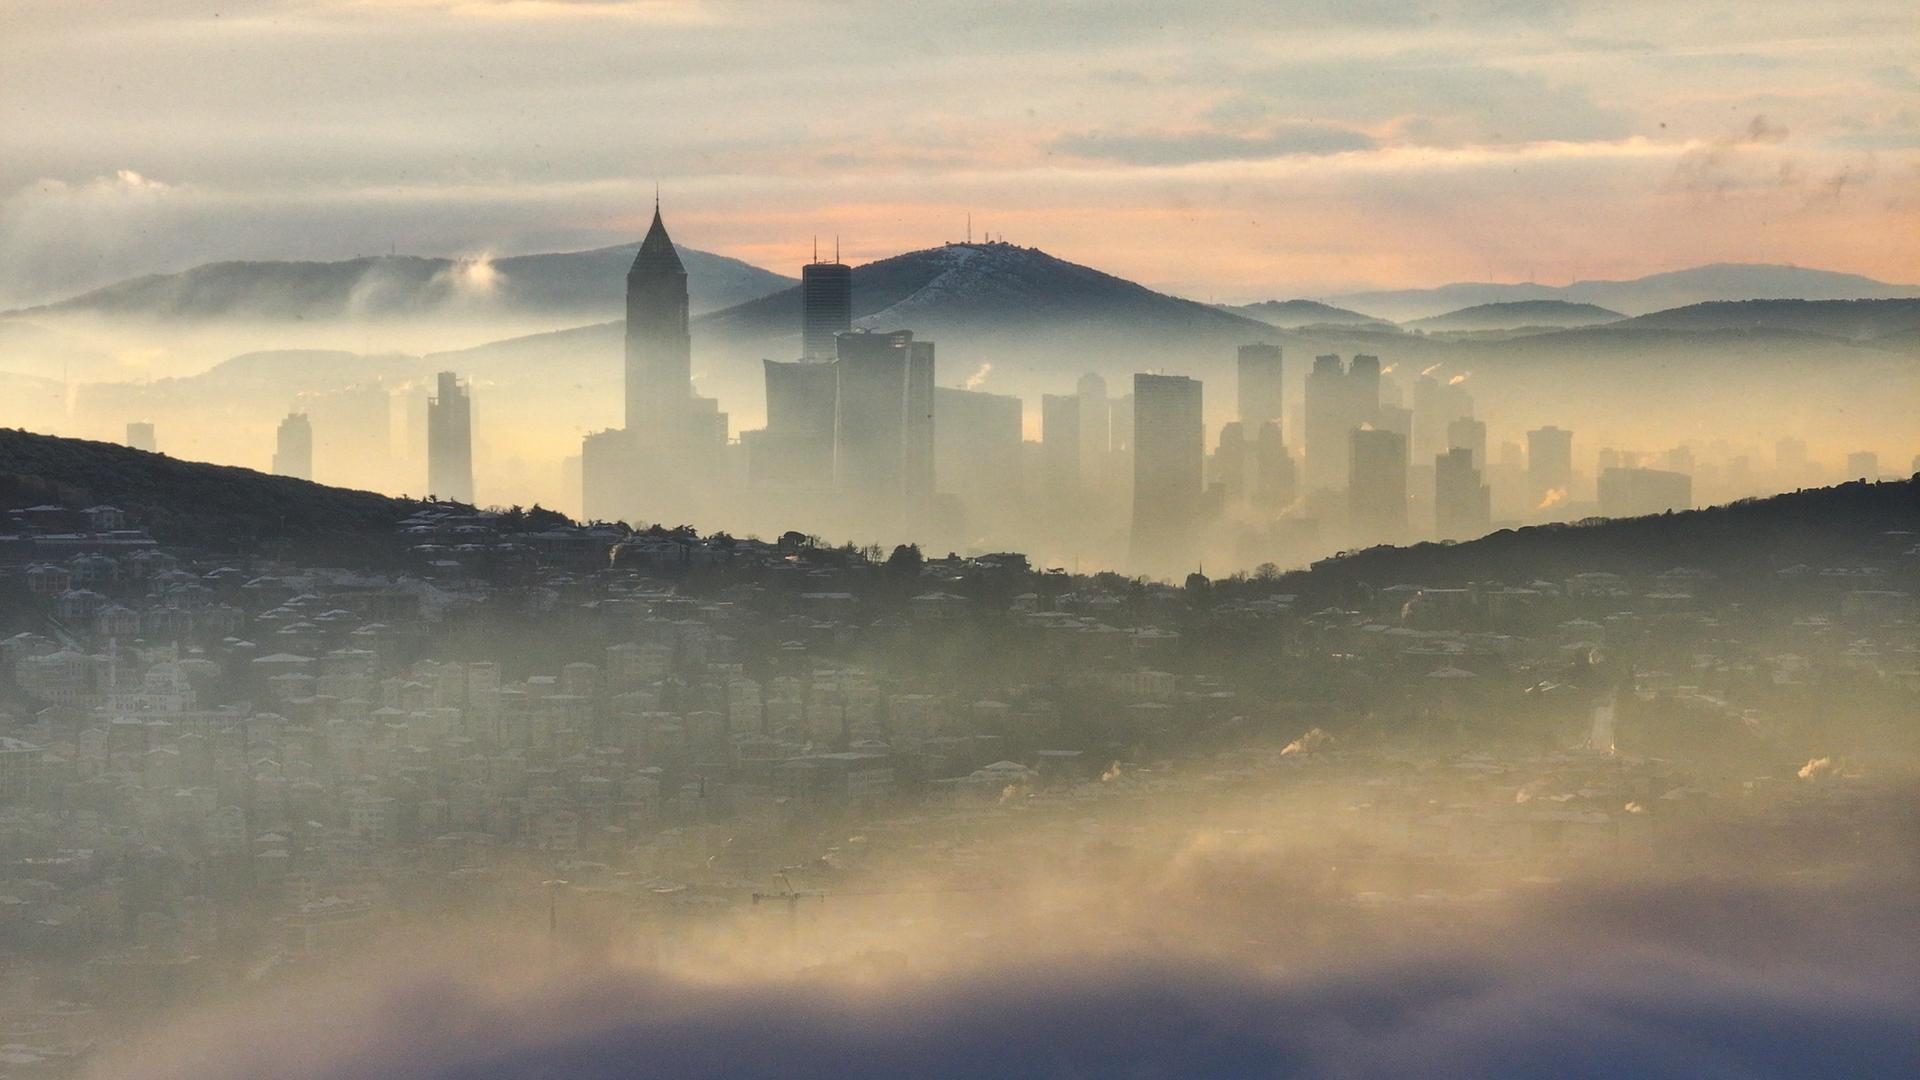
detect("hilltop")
[6,243,795,322]
[1325,263,1920,322]
[1221,299,1392,329]
[0,428,434,559]
[698,240,1272,349]
[1406,300,1623,332]
[1286,478,1919,602]
[1616,299,1920,342]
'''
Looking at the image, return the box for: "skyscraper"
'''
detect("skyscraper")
[833,329,935,514]
[1076,372,1110,489]
[427,371,474,504]
[624,202,692,437]
[801,254,853,361]
[1845,450,1879,480]
[1527,426,1574,511]
[1413,372,1472,465]
[1304,354,1381,494]
[1434,447,1490,539]
[125,421,156,453]
[1251,421,1295,513]
[1348,427,1408,540]
[934,386,1023,523]
[1130,373,1203,572]
[273,411,313,480]
[1446,415,1487,471]
[1041,392,1082,504]
[751,359,838,488]
[1237,343,1283,429]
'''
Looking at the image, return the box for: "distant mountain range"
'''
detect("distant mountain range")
[1219,299,1392,329]
[1324,264,1920,322]
[1405,300,1623,332]
[5,243,796,321]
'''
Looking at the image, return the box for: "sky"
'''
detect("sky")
[2,0,1917,305]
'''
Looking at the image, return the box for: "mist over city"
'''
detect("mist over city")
[1,2,1916,1077]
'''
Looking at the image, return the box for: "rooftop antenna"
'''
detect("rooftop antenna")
[966,212,972,244]
[813,235,818,263]
[654,181,660,212]
[834,235,840,263]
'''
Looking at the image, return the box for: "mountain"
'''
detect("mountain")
[1221,299,1393,329]
[6,244,795,322]
[1325,264,1920,322]
[1285,477,1920,602]
[1616,299,1920,342]
[1406,300,1623,332]
[697,240,1273,348]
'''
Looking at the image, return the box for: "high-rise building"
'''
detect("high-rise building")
[1527,426,1574,511]
[1348,427,1408,540]
[125,421,156,453]
[750,359,838,488]
[427,371,474,504]
[1237,343,1283,429]
[1212,421,1249,503]
[1845,450,1879,480]
[1076,372,1110,488]
[1434,447,1490,539]
[1041,392,1082,503]
[801,256,853,361]
[625,203,692,437]
[934,386,1023,520]
[1251,421,1295,512]
[1129,374,1203,572]
[588,201,725,525]
[833,329,935,513]
[1598,467,1692,518]
[1304,354,1347,492]
[273,412,313,480]
[1446,415,1487,471]
[1413,373,1472,465]
[1304,354,1381,494]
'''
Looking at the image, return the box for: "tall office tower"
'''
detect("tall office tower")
[125,421,157,453]
[833,329,935,513]
[581,428,634,523]
[751,359,838,487]
[1413,372,1472,465]
[1347,354,1382,429]
[1845,450,1879,480]
[1109,393,1134,454]
[1251,421,1296,513]
[904,339,936,505]
[1527,425,1575,510]
[1041,392,1082,503]
[1446,415,1487,471]
[273,412,313,480]
[427,370,475,504]
[1377,403,1412,446]
[624,202,693,437]
[933,386,1023,518]
[1598,467,1692,518]
[1129,374,1204,572]
[1237,343,1284,429]
[1434,447,1491,539]
[307,383,393,488]
[1076,372,1111,486]
[1304,354,1348,492]
[800,255,854,361]
[1213,421,1249,503]
[1348,427,1409,540]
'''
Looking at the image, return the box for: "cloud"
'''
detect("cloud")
[1054,124,1378,165]
[88,781,1920,1080]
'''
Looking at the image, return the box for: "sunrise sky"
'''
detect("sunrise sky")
[3,0,1916,305]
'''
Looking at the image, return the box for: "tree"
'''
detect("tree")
[886,543,925,576]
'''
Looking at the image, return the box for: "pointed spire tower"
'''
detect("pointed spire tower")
[624,195,691,433]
